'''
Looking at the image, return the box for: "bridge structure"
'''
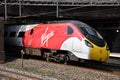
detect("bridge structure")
[0,0,120,6]
[0,0,120,19]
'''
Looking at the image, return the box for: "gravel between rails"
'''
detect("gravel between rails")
[0,56,120,80]
[0,66,56,80]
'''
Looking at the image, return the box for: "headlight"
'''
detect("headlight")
[84,40,93,48]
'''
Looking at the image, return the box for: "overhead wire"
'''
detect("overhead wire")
[31,6,85,16]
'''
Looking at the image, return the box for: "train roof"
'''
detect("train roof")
[50,20,90,28]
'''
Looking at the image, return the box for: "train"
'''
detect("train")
[5,20,110,64]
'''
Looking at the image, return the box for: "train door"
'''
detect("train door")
[25,28,34,47]
[62,26,83,52]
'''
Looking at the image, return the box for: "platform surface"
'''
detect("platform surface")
[110,53,120,58]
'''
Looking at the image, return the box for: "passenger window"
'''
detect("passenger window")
[18,32,25,37]
[67,26,73,34]
[10,32,16,37]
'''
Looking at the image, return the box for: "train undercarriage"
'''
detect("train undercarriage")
[20,47,72,64]
[6,46,105,65]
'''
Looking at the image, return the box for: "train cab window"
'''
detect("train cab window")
[30,29,34,35]
[10,32,16,37]
[18,32,25,37]
[67,26,73,34]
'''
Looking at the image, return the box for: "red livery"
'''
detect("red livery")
[5,20,110,63]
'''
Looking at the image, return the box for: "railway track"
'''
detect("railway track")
[19,55,120,78]
[80,61,120,76]
[25,55,120,77]
[24,54,120,73]
[2,55,120,80]
[0,74,18,80]
[0,66,43,80]
[29,57,120,76]
[23,56,120,80]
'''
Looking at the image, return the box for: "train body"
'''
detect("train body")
[5,20,110,63]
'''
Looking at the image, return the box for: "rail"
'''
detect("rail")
[0,66,43,80]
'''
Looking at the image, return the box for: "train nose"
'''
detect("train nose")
[90,45,110,62]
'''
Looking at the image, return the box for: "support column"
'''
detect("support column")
[0,17,5,64]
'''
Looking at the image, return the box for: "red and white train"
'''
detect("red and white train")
[5,20,110,63]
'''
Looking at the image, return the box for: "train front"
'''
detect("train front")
[80,26,110,62]
[74,21,110,62]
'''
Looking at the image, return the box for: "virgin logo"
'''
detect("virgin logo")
[41,27,54,47]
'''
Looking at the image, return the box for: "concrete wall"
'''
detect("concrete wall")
[0,17,5,63]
